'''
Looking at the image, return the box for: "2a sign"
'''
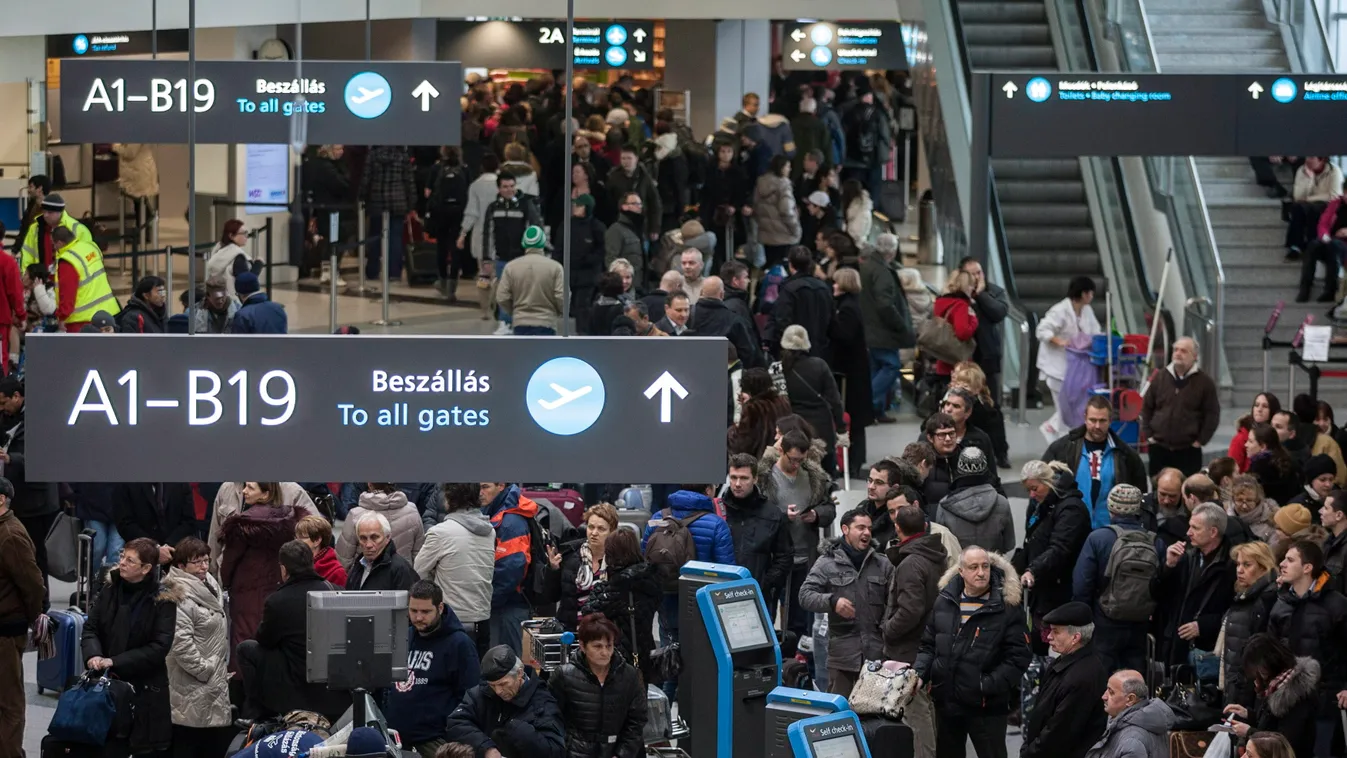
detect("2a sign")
[539,26,566,44]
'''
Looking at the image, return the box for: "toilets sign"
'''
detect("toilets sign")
[58,59,463,145]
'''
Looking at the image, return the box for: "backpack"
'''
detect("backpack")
[429,165,467,216]
[644,508,709,592]
[845,103,878,160]
[1098,526,1159,622]
[521,508,561,607]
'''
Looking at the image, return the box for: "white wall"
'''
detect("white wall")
[0,37,45,172]
[713,21,771,135]
[662,21,718,138]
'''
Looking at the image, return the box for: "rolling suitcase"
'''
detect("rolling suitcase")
[860,715,914,758]
[403,216,440,286]
[37,609,85,694]
[523,486,586,528]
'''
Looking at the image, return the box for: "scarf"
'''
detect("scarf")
[575,542,606,600]
[1262,666,1295,699]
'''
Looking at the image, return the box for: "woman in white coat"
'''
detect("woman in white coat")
[1035,275,1101,441]
[204,219,261,299]
[162,537,233,758]
[337,483,426,564]
[842,180,873,246]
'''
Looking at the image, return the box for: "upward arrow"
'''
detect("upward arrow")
[1002,81,1019,99]
[1248,81,1264,99]
[643,371,689,423]
[633,28,647,42]
[412,80,440,111]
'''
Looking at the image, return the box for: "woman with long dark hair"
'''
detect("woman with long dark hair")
[1223,634,1319,758]
[580,530,661,685]
[1232,393,1282,472]
[728,368,793,457]
[428,146,471,299]
[1246,423,1303,505]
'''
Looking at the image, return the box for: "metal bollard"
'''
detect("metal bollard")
[165,246,174,320]
[1263,347,1270,392]
[329,212,340,333]
[373,211,401,326]
[150,213,160,276]
[356,202,368,294]
[916,192,938,264]
[1289,362,1296,399]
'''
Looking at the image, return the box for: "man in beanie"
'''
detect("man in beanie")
[1072,483,1165,672]
[19,192,94,273]
[933,447,1016,555]
[228,272,287,334]
[1289,453,1338,509]
[1022,601,1108,758]
[496,226,563,336]
[445,645,565,758]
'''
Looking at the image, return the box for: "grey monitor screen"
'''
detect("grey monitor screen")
[305,591,408,686]
[716,598,770,651]
[813,735,863,758]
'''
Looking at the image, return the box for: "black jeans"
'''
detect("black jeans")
[1301,239,1345,300]
[785,561,811,638]
[936,712,1008,758]
[172,725,236,758]
[1093,621,1148,674]
[1287,202,1327,251]
[236,639,266,719]
[1148,444,1204,478]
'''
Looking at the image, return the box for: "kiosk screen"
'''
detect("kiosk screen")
[717,599,770,650]
[812,735,862,758]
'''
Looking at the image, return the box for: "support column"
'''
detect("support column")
[714,21,771,128]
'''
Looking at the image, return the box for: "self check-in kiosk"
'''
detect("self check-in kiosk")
[765,689,850,758]
[787,712,873,758]
[679,561,781,758]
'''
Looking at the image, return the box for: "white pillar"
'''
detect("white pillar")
[714,21,771,127]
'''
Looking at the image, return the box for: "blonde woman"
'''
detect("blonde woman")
[929,270,978,385]
[1227,475,1279,542]
[1220,541,1278,706]
[951,361,1010,470]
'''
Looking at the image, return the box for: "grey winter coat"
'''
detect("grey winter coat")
[935,483,1016,555]
[414,510,497,625]
[338,490,426,565]
[162,567,231,728]
[753,173,802,246]
[799,540,894,673]
[1084,699,1175,758]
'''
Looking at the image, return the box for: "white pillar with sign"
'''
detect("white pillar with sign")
[714,21,770,127]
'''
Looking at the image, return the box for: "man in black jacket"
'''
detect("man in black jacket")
[113,483,197,566]
[1043,395,1149,530]
[958,257,1010,396]
[345,512,417,592]
[446,645,566,758]
[480,174,544,330]
[1153,502,1236,667]
[1020,602,1108,758]
[568,195,607,332]
[236,541,345,719]
[0,379,58,603]
[859,459,905,550]
[767,246,834,360]
[690,277,762,368]
[914,547,1030,758]
[720,261,757,337]
[724,454,793,605]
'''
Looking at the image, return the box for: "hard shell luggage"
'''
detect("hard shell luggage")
[859,715,915,758]
[37,609,86,694]
[40,734,100,758]
[523,486,586,528]
[403,216,439,286]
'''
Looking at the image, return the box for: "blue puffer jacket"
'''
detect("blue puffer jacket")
[229,293,288,334]
[642,490,736,566]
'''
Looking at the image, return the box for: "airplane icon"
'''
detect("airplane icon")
[350,87,386,105]
[537,383,594,411]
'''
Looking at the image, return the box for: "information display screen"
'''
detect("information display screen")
[716,599,770,651]
[812,735,863,758]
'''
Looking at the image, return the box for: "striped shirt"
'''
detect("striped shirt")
[960,593,989,625]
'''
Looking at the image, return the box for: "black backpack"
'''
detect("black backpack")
[522,511,560,606]
[845,103,877,159]
[429,165,468,216]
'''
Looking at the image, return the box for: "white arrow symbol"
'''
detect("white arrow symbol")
[791,49,806,62]
[634,50,646,63]
[633,28,647,42]
[791,28,806,42]
[1003,81,1018,99]
[643,371,688,423]
[1248,81,1264,99]
[412,80,440,111]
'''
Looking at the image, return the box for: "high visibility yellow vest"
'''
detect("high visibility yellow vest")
[55,239,117,323]
[20,212,93,272]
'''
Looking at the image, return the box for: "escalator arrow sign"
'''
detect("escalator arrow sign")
[1248,81,1264,99]
[1003,81,1018,99]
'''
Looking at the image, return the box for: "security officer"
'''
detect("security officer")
[19,193,93,273]
[50,226,116,333]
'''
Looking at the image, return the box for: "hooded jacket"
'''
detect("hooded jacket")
[1022,640,1109,758]
[487,485,541,611]
[548,649,648,758]
[914,551,1031,715]
[161,566,231,728]
[1018,484,1092,618]
[641,490,737,566]
[1251,656,1321,758]
[345,538,418,592]
[799,539,894,672]
[722,485,794,596]
[1267,572,1347,712]
[1221,573,1278,708]
[208,482,318,573]
[1084,699,1175,758]
[758,443,837,565]
[446,674,567,758]
[338,489,426,565]
[117,295,165,334]
[754,173,802,246]
[220,504,303,669]
[882,532,947,663]
[415,508,497,624]
[386,605,481,745]
[934,481,1016,557]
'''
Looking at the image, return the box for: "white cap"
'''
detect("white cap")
[807,191,831,208]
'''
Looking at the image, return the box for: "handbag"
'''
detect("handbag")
[848,661,918,720]
[1169,731,1212,758]
[45,512,83,583]
[48,672,117,745]
[1188,647,1220,684]
[916,314,975,365]
[647,642,681,684]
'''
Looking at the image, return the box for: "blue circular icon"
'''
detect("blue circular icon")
[72,35,89,55]
[810,47,832,67]
[1271,77,1297,103]
[810,25,833,46]
[1026,77,1053,103]
[605,24,628,46]
[526,357,606,436]
[605,46,628,67]
[344,71,392,120]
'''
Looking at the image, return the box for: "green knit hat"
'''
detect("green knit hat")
[522,225,547,250]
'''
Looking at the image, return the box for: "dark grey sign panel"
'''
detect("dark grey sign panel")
[26,335,726,482]
[58,59,463,146]
[780,22,907,71]
[437,20,656,70]
[49,30,190,58]
[985,73,1347,157]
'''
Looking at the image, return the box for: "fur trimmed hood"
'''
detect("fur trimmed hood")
[757,440,832,505]
[936,550,1022,607]
[1267,656,1321,718]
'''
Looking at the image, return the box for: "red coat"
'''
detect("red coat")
[312,546,348,587]
[932,293,978,376]
[0,253,22,328]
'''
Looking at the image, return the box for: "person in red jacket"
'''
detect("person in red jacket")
[294,514,346,587]
[930,269,980,386]
[0,226,23,374]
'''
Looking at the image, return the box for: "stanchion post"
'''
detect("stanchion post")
[264,217,274,299]
[1263,343,1270,392]
[329,212,339,333]
[151,212,160,276]
[356,202,368,294]
[165,245,174,319]
[374,210,401,326]
[1290,356,1297,398]
[209,205,216,248]
[1017,320,1030,426]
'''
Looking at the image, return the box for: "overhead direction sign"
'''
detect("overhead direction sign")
[984,72,1347,157]
[780,22,906,71]
[58,59,462,146]
[437,20,656,70]
[25,335,726,483]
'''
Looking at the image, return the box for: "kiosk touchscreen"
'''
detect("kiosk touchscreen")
[787,712,873,758]
[765,689,850,758]
[695,577,782,758]
[678,561,752,757]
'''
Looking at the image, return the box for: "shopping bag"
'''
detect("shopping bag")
[849,660,919,719]
[47,673,116,746]
[45,512,82,583]
[916,315,975,365]
[1202,731,1232,758]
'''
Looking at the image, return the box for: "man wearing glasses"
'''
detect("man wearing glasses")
[117,275,168,334]
[921,406,1003,509]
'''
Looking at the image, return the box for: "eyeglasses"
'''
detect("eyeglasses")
[932,430,957,439]
[118,554,145,568]
[186,556,209,566]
